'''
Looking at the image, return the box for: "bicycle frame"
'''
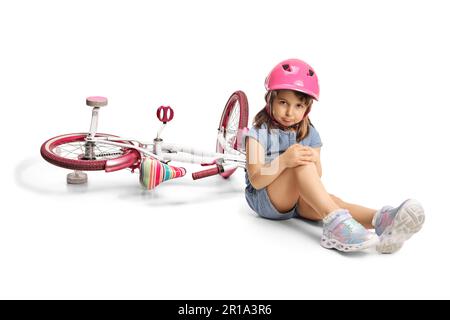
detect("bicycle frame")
[92,135,246,168]
[84,104,246,173]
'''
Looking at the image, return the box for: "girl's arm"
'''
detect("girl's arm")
[246,138,287,190]
[246,138,319,190]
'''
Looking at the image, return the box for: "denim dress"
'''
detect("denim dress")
[244,123,323,220]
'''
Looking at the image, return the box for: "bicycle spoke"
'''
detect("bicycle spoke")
[55,142,85,159]
[225,102,240,149]
[53,140,126,160]
[56,142,82,154]
[229,101,239,126]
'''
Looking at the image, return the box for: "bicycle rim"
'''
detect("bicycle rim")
[40,133,139,171]
[216,91,248,178]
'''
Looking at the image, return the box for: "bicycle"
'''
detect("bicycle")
[40,91,249,189]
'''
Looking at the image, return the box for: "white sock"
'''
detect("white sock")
[322,208,345,224]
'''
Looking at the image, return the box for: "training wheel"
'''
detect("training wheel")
[67,170,88,184]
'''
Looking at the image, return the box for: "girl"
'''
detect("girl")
[244,58,425,253]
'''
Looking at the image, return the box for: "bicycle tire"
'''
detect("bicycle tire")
[40,133,140,171]
[216,91,249,178]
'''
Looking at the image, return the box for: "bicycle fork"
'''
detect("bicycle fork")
[87,107,100,141]
[83,107,100,160]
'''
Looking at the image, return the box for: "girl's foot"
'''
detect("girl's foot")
[372,199,425,254]
[321,209,379,252]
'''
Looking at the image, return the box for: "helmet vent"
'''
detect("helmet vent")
[282,64,291,72]
[308,69,314,76]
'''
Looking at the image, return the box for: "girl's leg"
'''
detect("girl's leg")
[265,166,300,213]
[267,163,339,216]
[297,194,376,229]
[267,163,378,251]
[331,195,376,229]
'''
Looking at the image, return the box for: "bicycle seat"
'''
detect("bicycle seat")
[86,96,108,107]
[140,158,186,190]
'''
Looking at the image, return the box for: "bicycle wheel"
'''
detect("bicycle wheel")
[216,91,249,178]
[40,133,140,171]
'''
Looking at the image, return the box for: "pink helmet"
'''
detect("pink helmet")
[265,58,320,100]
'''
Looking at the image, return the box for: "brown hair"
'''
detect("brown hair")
[253,90,314,142]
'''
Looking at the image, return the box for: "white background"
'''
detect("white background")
[1,0,450,299]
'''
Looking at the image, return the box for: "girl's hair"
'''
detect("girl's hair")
[253,90,314,142]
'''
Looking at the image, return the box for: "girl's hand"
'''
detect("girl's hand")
[280,144,315,168]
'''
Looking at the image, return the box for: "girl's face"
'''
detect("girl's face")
[271,90,309,128]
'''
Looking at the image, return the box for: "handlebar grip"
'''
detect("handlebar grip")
[192,166,222,180]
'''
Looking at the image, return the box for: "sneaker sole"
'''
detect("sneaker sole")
[376,199,425,254]
[321,234,379,252]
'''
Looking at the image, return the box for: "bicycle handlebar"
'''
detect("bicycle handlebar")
[192,166,223,180]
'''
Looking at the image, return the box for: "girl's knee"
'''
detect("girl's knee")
[294,162,316,173]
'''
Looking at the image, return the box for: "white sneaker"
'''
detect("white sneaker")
[321,209,379,252]
[373,199,425,254]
